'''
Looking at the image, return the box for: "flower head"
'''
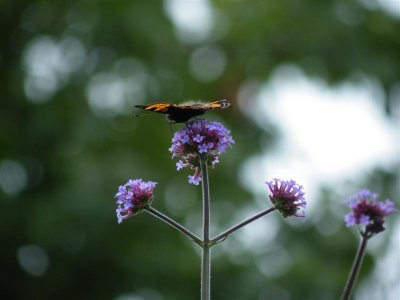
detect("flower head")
[266,178,306,218]
[115,179,157,223]
[344,189,396,236]
[169,119,234,185]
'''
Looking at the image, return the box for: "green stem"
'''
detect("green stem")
[146,207,202,246]
[211,207,276,245]
[200,155,211,300]
[341,235,369,300]
[201,245,211,300]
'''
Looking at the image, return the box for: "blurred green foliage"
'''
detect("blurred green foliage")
[1,0,399,299]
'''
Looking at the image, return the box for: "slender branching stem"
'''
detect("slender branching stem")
[201,245,211,300]
[341,235,369,300]
[211,207,276,245]
[146,207,202,246]
[200,157,210,244]
[199,155,211,300]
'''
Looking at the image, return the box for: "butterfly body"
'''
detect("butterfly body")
[134,99,230,123]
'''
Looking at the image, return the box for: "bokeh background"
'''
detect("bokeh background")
[1,0,399,299]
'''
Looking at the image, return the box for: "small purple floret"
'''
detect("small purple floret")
[266,178,306,218]
[115,179,157,224]
[198,144,209,153]
[176,160,185,170]
[344,189,396,236]
[188,172,201,186]
[193,134,204,143]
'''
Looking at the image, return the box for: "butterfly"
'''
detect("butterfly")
[134,99,230,124]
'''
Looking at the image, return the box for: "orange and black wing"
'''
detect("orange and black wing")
[204,99,230,110]
[177,99,230,111]
[134,103,172,113]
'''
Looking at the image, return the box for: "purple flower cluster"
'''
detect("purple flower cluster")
[169,119,234,185]
[266,179,306,218]
[344,189,396,236]
[115,179,157,223]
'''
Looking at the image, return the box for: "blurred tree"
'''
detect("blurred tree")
[0,0,398,299]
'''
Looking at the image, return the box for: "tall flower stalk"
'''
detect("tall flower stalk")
[200,155,211,300]
[169,119,235,299]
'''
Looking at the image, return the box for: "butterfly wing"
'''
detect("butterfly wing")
[134,103,171,113]
[205,99,231,109]
[177,99,230,111]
